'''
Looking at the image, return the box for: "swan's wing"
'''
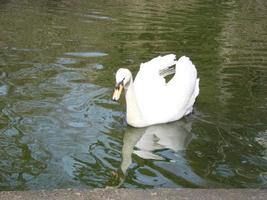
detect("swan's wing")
[133,55,199,124]
[133,55,178,122]
[134,54,177,87]
[184,77,200,115]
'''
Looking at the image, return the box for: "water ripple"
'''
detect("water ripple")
[65,52,108,58]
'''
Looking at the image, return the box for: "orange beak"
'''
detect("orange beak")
[112,84,123,101]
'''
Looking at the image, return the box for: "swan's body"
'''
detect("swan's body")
[112,54,199,127]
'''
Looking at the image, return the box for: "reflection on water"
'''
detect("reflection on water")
[118,121,193,187]
[121,121,192,173]
[0,0,267,190]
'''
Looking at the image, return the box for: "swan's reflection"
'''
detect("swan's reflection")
[118,120,193,184]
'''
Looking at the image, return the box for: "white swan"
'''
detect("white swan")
[112,54,199,127]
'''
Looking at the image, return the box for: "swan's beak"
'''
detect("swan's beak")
[112,83,123,101]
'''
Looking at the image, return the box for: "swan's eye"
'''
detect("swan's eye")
[115,78,124,89]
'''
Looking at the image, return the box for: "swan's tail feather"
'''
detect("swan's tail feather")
[140,54,177,73]
[160,56,196,78]
[159,64,175,77]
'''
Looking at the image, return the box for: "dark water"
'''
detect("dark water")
[0,0,267,190]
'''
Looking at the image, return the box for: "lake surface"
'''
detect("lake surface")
[0,0,267,190]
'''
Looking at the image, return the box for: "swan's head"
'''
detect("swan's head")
[112,68,132,101]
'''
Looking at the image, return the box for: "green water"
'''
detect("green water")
[0,0,267,190]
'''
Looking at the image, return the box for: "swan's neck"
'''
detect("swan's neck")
[125,79,146,127]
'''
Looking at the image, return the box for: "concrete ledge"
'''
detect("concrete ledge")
[0,189,266,200]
